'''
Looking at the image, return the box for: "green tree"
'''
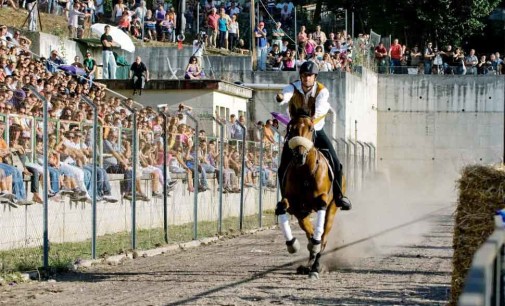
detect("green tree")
[307,0,501,48]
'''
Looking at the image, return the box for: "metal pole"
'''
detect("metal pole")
[251,0,256,68]
[351,11,354,38]
[196,3,200,35]
[294,5,298,69]
[185,111,199,240]
[271,127,281,204]
[131,111,137,250]
[345,9,348,36]
[28,87,48,270]
[159,111,169,243]
[358,141,365,189]
[212,117,224,233]
[237,121,246,231]
[255,126,264,228]
[81,96,98,259]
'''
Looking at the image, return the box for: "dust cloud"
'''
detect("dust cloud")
[322,164,458,270]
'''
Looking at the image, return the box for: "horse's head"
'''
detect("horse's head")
[287,114,315,166]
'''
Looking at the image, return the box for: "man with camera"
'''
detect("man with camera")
[192,32,206,68]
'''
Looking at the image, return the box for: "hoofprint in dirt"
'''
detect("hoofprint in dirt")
[0,203,453,306]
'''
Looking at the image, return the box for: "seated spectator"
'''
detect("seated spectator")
[118,11,131,33]
[130,56,149,95]
[144,10,157,41]
[103,131,149,201]
[267,44,282,70]
[46,49,65,73]
[184,56,203,79]
[281,49,296,71]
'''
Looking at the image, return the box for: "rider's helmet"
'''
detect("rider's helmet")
[299,61,319,76]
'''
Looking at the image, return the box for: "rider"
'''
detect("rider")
[276,61,351,210]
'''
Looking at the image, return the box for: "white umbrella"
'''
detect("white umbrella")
[90,23,135,53]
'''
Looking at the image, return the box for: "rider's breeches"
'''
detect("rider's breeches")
[314,129,343,194]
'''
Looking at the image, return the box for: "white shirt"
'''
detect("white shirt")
[68,8,85,28]
[192,40,204,57]
[279,80,330,131]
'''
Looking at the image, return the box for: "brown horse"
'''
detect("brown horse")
[277,114,339,279]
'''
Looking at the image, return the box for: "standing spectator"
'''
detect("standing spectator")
[423,42,435,74]
[161,12,175,42]
[155,3,166,40]
[266,0,276,15]
[228,14,239,51]
[26,0,37,31]
[410,46,421,69]
[95,0,105,22]
[312,25,327,46]
[255,22,268,71]
[477,55,490,75]
[217,8,229,49]
[495,52,503,75]
[207,8,219,48]
[112,0,126,23]
[271,22,285,52]
[490,53,499,75]
[192,32,205,67]
[464,49,478,75]
[101,25,117,80]
[280,2,292,25]
[68,2,89,38]
[130,56,149,95]
[388,38,402,74]
[297,25,307,54]
[374,42,387,74]
[228,1,240,17]
[452,47,465,75]
[83,51,96,85]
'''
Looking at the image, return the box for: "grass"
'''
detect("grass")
[0,210,276,274]
[0,6,68,36]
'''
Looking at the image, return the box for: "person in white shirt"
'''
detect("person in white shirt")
[275,61,351,210]
[68,2,89,38]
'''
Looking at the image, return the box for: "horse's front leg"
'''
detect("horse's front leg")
[276,198,299,254]
[307,193,330,255]
[308,199,338,280]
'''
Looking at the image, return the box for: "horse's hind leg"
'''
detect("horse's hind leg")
[276,198,300,254]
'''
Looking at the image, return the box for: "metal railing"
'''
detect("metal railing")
[459,224,505,306]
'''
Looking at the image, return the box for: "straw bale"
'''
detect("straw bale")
[450,165,505,305]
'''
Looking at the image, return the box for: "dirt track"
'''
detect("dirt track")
[0,204,454,306]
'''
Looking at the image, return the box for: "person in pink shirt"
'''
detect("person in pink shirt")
[206,7,219,48]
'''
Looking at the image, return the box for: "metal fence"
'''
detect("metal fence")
[0,107,282,273]
[459,224,505,306]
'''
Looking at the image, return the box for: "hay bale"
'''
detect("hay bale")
[450,165,505,305]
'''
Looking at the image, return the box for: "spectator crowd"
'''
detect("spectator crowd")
[0,23,280,207]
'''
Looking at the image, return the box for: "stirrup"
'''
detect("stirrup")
[336,196,352,211]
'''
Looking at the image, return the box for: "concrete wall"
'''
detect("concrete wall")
[23,31,84,63]
[0,177,277,251]
[377,75,505,197]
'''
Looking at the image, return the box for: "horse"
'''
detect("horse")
[276,114,339,279]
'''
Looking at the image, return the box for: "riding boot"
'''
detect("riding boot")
[334,168,352,210]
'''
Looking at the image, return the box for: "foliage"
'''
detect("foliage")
[301,0,502,48]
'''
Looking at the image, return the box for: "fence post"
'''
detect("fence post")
[271,127,282,205]
[342,138,350,190]
[357,141,365,189]
[236,121,246,231]
[28,87,49,270]
[81,96,98,259]
[370,143,377,172]
[185,111,199,240]
[254,125,264,228]
[159,111,169,243]
[212,117,224,233]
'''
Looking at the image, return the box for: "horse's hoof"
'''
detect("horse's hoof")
[297,265,310,275]
[309,272,320,280]
[286,238,300,254]
[307,239,321,254]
